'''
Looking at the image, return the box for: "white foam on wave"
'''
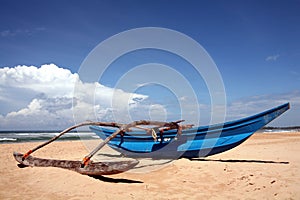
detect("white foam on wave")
[0,137,17,141]
[15,133,31,136]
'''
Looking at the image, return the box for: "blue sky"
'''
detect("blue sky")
[0,0,299,129]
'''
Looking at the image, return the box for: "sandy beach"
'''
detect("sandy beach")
[1,132,299,200]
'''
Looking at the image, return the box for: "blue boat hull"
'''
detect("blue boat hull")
[90,103,290,158]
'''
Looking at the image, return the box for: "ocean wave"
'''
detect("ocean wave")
[15,133,31,136]
[0,131,98,143]
[0,137,17,142]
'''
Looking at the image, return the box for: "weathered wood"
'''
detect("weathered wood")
[13,152,139,175]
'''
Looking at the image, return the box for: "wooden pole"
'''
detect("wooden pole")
[21,121,122,160]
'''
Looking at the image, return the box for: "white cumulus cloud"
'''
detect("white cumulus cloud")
[0,64,149,130]
[0,64,78,97]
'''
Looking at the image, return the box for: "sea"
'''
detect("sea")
[0,128,298,144]
[0,131,100,144]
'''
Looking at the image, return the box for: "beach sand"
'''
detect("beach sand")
[1,132,299,200]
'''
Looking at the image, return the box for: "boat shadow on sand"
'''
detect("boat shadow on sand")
[88,175,143,183]
[189,158,289,164]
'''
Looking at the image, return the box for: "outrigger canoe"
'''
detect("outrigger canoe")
[90,103,290,159]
